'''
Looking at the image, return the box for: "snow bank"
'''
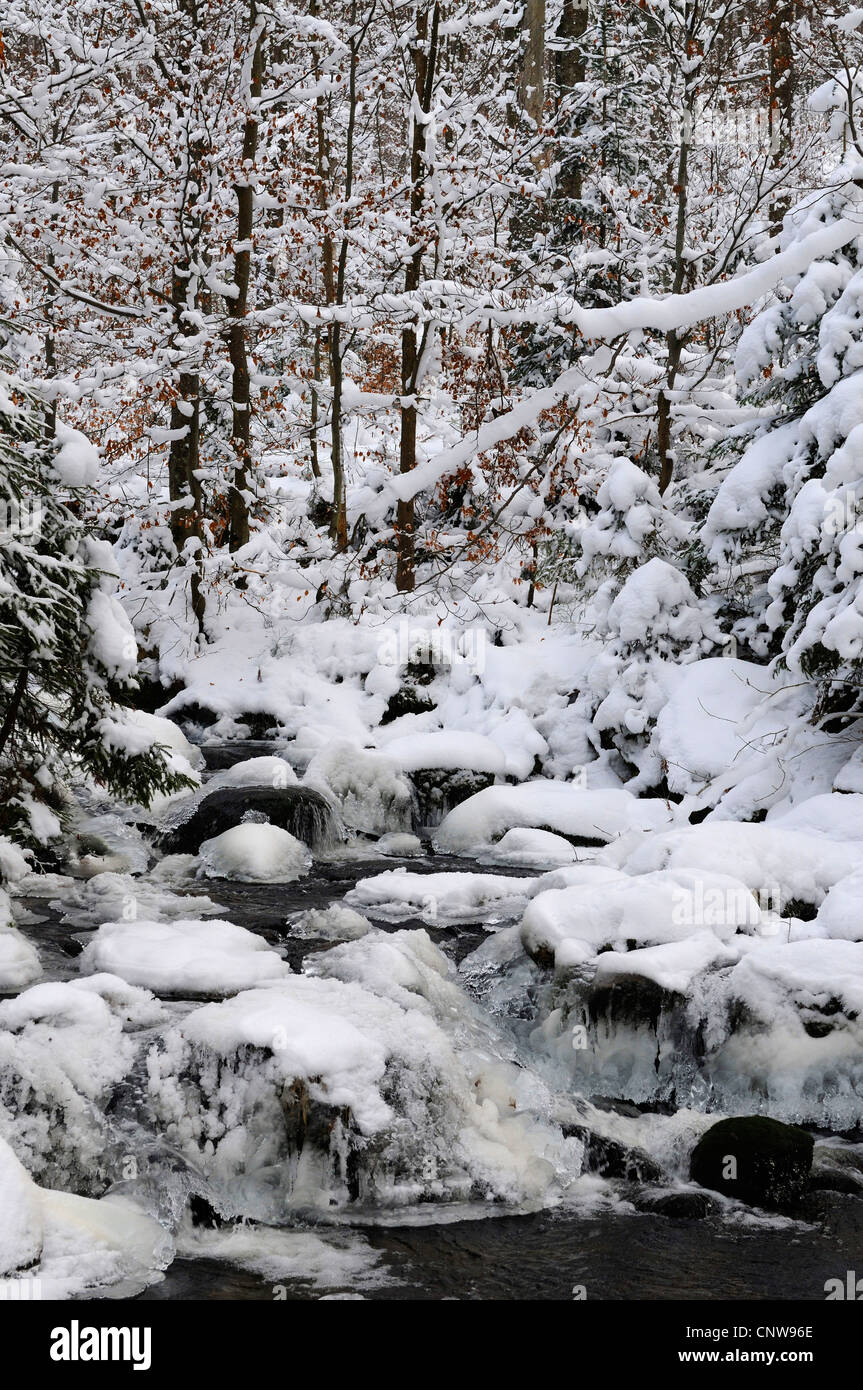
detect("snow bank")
[80,918,291,996]
[433,782,673,855]
[197,823,312,883]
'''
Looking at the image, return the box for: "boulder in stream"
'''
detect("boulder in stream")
[690,1115,814,1211]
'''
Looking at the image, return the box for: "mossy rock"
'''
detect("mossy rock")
[690,1116,814,1211]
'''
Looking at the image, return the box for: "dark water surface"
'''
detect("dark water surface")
[133,1199,863,1301]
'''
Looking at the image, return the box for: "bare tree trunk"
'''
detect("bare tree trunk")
[555,0,588,202]
[657,86,693,496]
[326,4,362,556]
[519,0,546,128]
[766,0,795,232]
[226,2,264,554]
[396,2,440,594]
[310,0,335,506]
[168,265,206,632]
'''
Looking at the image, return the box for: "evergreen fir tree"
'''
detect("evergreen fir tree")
[0,328,194,845]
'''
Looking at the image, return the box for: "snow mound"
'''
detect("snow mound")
[206,755,298,789]
[766,792,863,841]
[433,782,674,856]
[80,918,291,997]
[815,869,863,941]
[290,904,372,941]
[346,868,537,925]
[0,927,41,991]
[521,868,762,969]
[379,730,506,776]
[374,832,424,857]
[482,827,578,868]
[601,821,863,909]
[0,1135,171,1297]
[197,823,312,883]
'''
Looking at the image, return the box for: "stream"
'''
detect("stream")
[6,741,863,1302]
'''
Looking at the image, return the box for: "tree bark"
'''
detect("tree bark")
[226,2,264,553]
[555,0,588,202]
[519,0,547,128]
[766,0,795,232]
[396,2,440,593]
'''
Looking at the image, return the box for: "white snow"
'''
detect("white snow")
[374,831,424,857]
[601,821,863,908]
[207,755,298,789]
[433,782,673,856]
[521,868,761,969]
[482,827,579,868]
[346,868,537,924]
[197,823,312,883]
[591,930,737,995]
[0,1135,171,1296]
[378,730,506,776]
[0,927,41,991]
[79,918,291,996]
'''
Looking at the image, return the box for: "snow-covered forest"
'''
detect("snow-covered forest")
[2,0,863,1306]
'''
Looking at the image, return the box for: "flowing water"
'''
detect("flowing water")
[8,743,863,1302]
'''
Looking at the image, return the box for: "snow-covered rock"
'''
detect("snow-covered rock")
[433,782,674,856]
[197,823,312,883]
[206,755,298,789]
[346,868,537,925]
[80,918,291,997]
[0,977,165,1191]
[374,832,424,857]
[482,827,578,868]
[521,868,762,969]
[146,930,581,1216]
[0,1134,171,1297]
[379,730,507,776]
[816,868,863,941]
[0,926,41,991]
[601,821,863,910]
[290,905,372,941]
